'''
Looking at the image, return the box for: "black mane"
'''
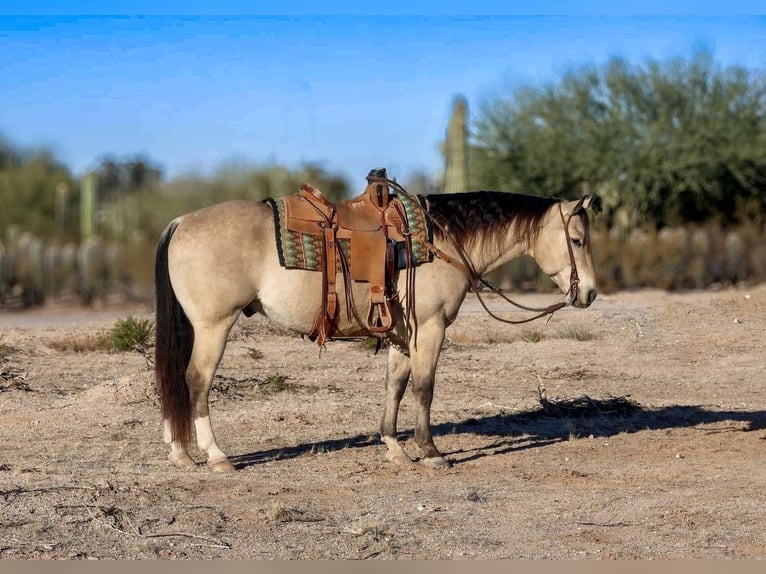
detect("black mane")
[424,191,560,249]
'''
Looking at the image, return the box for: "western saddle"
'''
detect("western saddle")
[276,168,428,346]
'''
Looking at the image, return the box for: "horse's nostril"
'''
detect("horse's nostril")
[587,290,597,305]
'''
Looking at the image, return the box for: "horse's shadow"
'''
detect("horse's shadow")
[229,404,766,470]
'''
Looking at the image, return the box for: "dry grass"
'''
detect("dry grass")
[0,338,16,361]
[521,329,545,343]
[0,364,29,391]
[446,327,512,345]
[245,347,264,360]
[263,502,321,524]
[44,317,155,353]
[229,317,296,341]
[264,502,303,523]
[554,324,596,341]
[0,341,29,391]
[447,322,595,345]
[46,333,112,353]
[260,373,291,394]
[213,373,294,399]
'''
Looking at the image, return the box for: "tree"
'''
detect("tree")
[471,50,766,228]
[95,154,163,201]
[0,137,75,239]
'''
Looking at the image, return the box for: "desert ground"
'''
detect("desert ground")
[0,285,764,559]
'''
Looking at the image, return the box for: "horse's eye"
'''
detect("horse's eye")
[571,238,583,248]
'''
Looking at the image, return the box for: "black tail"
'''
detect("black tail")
[154,221,194,446]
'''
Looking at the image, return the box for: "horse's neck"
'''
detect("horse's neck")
[466,232,530,277]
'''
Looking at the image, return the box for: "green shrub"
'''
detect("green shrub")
[109,315,155,351]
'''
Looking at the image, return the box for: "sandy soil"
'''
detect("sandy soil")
[0,286,764,559]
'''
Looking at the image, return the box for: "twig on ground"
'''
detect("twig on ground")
[84,504,231,550]
[535,386,640,418]
[0,485,96,499]
[575,518,631,527]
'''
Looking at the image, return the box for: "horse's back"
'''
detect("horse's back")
[171,200,275,267]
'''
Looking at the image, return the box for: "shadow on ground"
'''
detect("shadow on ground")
[229,403,766,469]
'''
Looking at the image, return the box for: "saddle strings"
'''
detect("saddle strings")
[365,176,578,325]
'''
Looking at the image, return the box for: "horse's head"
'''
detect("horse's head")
[532,195,600,309]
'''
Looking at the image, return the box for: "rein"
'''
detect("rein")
[366,176,583,325]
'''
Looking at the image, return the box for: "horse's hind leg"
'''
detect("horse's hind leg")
[163,421,195,467]
[380,346,413,466]
[186,317,239,472]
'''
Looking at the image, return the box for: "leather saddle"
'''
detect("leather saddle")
[281,168,417,346]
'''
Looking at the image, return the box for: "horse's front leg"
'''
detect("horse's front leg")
[380,345,413,465]
[410,321,450,468]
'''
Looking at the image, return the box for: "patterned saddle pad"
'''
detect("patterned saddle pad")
[265,192,433,272]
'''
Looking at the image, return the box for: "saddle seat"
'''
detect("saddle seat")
[280,168,421,346]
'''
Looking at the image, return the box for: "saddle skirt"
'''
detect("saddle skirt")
[265,169,433,345]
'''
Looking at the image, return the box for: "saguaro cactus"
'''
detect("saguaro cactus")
[81,171,98,240]
[443,95,469,194]
[55,182,70,235]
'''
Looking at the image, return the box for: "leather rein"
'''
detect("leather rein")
[367,176,584,325]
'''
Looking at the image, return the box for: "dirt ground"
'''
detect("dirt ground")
[0,285,764,560]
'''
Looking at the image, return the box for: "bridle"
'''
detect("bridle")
[367,176,585,325]
[469,198,585,325]
[559,198,585,306]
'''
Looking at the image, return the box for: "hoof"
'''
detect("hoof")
[422,456,451,468]
[169,452,196,468]
[382,436,414,467]
[210,459,236,473]
[385,450,415,467]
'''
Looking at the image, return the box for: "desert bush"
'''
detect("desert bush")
[109,315,155,351]
[588,222,766,293]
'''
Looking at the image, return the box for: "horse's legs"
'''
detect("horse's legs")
[380,346,413,465]
[409,321,450,468]
[186,318,238,472]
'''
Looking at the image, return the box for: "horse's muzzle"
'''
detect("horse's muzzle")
[572,288,597,308]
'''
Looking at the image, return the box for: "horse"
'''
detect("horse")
[154,181,600,472]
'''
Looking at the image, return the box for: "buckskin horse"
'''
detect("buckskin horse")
[154,169,600,472]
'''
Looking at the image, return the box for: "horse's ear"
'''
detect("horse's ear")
[581,194,602,214]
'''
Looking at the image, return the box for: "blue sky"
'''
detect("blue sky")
[2,4,765,184]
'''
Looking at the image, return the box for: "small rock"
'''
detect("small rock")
[734,318,742,324]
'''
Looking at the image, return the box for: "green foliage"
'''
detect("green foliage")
[109,315,155,351]
[494,221,766,293]
[471,50,766,228]
[0,131,350,246]
[95,154,162,202]
[0,141,75,239]
[0,130,355,303]
[98,161,350,242]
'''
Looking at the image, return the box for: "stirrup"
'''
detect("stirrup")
[366,285,393,333]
